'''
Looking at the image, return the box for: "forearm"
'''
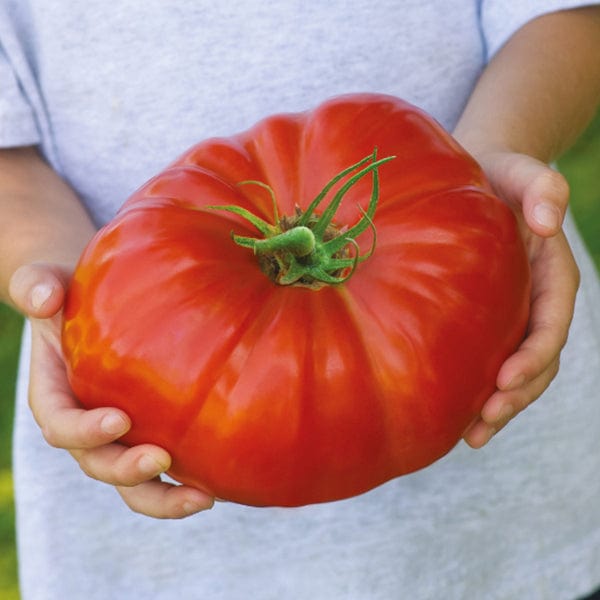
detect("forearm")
[454,6,600,161]
[0,146,96,306]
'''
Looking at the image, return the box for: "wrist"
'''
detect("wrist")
[0,147,97,305]
[452,123,545,166]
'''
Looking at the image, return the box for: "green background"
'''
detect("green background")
[0,113,599,599]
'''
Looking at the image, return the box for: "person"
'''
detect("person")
[1,1,599,598]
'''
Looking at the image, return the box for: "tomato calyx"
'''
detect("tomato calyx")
[208,150,394,289]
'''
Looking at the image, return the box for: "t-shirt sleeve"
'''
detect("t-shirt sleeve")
[481,1,600,61]
[0,40,40,147]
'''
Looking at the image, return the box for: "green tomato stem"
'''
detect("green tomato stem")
[208,149,395,288]
[254,226,315,257]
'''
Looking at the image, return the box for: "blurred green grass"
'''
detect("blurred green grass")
[0,302,22,600]
[0,113,598,599]
[559,111,600,267]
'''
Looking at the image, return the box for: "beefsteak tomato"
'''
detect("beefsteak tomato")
[62,93,530,507]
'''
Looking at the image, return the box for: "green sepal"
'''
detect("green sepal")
[207,150,395,287]
[204,204,277,237]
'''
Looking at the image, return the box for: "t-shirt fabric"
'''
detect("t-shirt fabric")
[2,1,600,599]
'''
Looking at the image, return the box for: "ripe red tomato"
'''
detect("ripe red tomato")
[62,93,530,507]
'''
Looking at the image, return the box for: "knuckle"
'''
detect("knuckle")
[74,447,133,486]
[112,454,150,488]
[117,486,159,518]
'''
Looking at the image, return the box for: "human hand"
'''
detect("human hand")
[9,263,214,518]
[461,151,580,448]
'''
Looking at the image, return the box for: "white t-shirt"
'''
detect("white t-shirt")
[2,1,600,599]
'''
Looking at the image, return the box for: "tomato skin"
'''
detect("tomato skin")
[62,93,530,507]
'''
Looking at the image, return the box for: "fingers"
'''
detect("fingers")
[463,357,560,448]
[72,443,214,518]
[14,261,215,519]
[26,315,131,450]
[521,165,569,237]
[41,386,213,519]
[31,350,214,519]
[8,262,70,318]
[39,405,131,450]
[71,443,171,485]
[476,151,570,237]
[452,150,574,448]
[498,232,579,389]
[464,232,579,449]
[116,480,215,519]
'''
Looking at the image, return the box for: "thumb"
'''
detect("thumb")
[479,152,570,237]
[8,263,71,319]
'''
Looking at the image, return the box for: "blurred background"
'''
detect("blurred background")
[0,112,599,599]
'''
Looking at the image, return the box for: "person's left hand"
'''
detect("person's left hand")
[9,262,215,518]
[461,150,580,448]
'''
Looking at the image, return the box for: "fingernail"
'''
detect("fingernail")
[101,413,129,436]
[183,495,214,515]
[495,404,514,425]
[138,454,167,477]
[30,283,53,310]
[532,203,560,231]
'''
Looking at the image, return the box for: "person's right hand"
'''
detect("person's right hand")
[9,262,215,519]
